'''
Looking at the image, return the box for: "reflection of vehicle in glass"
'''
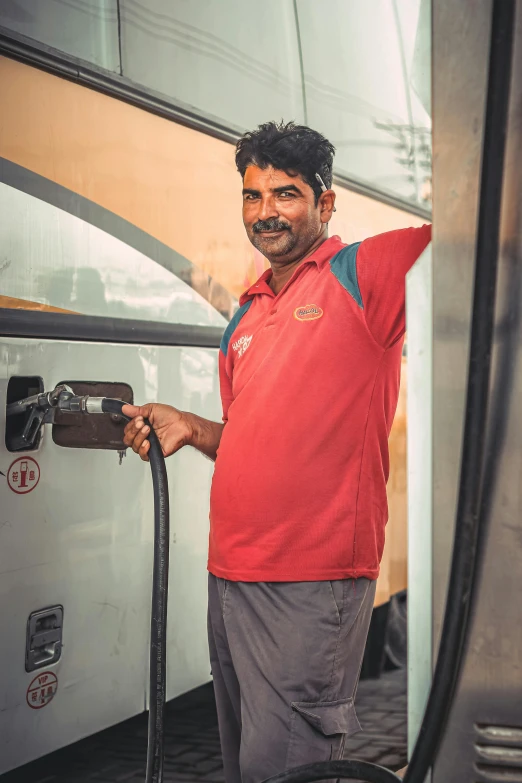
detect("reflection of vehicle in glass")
[0,1,430,774]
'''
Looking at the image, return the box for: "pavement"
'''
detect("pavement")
[2,669,407,782]
[344,668,407,771]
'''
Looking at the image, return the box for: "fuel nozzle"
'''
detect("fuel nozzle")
[5,384,70,451]
[54,388,106,414]
[5,384,113,451]
[6,383,72,418]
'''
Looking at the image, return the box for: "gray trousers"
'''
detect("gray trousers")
[207,574,376,783]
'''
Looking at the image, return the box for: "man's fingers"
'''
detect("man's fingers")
[122,403,141,419]
[122,420,150,454]
[122,403,154,421]
[139,440,150,461]
[130,425,150,454]
[123,417,144,447]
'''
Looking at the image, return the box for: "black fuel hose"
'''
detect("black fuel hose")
[101,399,170,783]
[262,761,401,783]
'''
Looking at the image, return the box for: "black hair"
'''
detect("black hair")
[235,121,336,204]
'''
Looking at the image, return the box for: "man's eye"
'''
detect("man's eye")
[279,191,295,198]
[244,194,258,201]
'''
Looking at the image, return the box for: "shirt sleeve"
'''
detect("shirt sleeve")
[219,350,233,423]
[357,224,432,349]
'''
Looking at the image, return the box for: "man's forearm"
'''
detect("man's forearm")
[184,413,224,461]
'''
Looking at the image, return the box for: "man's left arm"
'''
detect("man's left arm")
[356,224,432,349]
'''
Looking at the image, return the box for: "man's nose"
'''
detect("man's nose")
[257,195,278,221]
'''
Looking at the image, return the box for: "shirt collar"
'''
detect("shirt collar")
[240,267,274,304]
[309,235,345,268]
[239,236,346,306]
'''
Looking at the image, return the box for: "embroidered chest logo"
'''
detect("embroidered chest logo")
[293,304,324,321]
[232,334,253,358]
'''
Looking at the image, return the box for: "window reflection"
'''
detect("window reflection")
[0,184,228,327]
[0,0,431,208]
[0,0,120,72]
[297,0,431,206]
[120,0,305,130]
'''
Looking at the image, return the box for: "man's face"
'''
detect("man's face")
[242,166,330,265]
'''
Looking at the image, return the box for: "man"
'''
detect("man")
[123,121,431,782]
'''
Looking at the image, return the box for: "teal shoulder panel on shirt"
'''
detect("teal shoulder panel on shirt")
[329,241,363,308]
[220,299,253,356]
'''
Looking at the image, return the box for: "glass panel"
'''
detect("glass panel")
[297,0,432,207]
[0,0,120,72]
[120,0,305,131]
[0,183,227,328]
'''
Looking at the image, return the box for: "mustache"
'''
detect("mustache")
[252,218,291,233]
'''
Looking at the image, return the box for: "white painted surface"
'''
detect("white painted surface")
[0,338,221,773]
[406,244,433,756]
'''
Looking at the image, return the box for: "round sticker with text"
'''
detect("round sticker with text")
[7,457,40,494]
[26,671,58,709]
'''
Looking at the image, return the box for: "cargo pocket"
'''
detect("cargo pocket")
[286,697,361,770]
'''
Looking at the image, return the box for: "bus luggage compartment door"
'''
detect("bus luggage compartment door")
[0,337,220,774]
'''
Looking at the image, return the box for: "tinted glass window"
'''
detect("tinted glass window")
[0,184,227,328]
[120,0,305,131]
[297,0,432,207]
[0,0,120,72]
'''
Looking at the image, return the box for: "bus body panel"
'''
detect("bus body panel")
[0,338,220,773]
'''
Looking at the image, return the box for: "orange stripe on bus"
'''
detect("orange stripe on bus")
[0,295,76,314]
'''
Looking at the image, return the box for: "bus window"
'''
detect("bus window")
[0,184,228,328]
[0,0,121,73]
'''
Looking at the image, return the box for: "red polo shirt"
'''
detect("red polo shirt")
[208,226,431,581]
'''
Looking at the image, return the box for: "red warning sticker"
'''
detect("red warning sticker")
[26,671,58,709]
[7,456,40,494]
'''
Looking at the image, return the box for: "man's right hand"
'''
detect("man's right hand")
[122,403,192,462]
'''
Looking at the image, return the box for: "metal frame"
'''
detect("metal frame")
[0,309,223,348]
[431,0,522,780]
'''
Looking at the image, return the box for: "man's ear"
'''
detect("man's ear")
[319,190,336,223]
